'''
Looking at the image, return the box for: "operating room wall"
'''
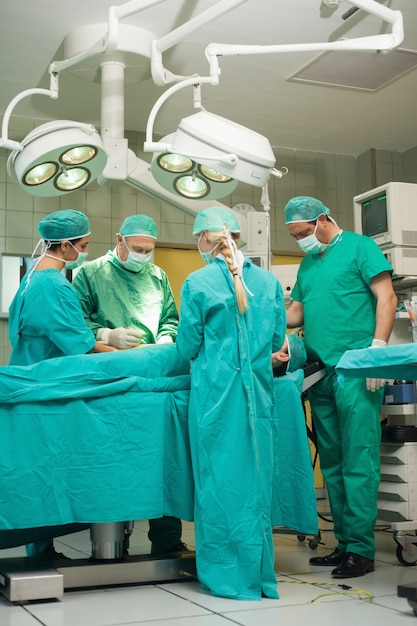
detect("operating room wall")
[0,118,417,366]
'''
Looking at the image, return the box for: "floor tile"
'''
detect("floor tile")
[25,586,211,626]
[225,597,414,626]
[1,510,417,625]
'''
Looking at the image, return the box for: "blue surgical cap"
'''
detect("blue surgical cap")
[119,215,157,239]
[284,196,330,224]
[192,206,241,236]
[38,210,90,241]
[287,334,307,373]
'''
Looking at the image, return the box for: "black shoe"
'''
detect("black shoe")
[164,542,191,553]
[152,541,192,555]
[309,548,345,566]
[331,552,374,578]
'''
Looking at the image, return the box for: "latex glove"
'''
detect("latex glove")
[97,327,143,349]
[366,338,387,392]
[156,335,173,345]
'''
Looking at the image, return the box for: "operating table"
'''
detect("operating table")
[0,344,317,603]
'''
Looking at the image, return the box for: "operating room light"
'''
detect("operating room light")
[199,166,232,183]
[151,133,238,200]
[158,153,193,173]
[0,0,405,201]
[55,167,91,191]
[60,145,98,165]
[7,120,107,197]
[147,110,275,199]
[24,162,58,186]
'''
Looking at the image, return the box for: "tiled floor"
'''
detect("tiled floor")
[1,503,417,625]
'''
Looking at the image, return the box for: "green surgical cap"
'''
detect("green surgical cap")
[284,196,330,224]
[192,206,241,235]
[38,210,90,241]
[287,334,307,373]
[119,215,157,239]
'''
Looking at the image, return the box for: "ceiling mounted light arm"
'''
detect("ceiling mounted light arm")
[48,0,166,77]
[0,87,58,152]
[150,0,246,86]
[144,75,215,154]
[205,0,403,79]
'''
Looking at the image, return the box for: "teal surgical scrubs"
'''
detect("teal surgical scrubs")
[9,269,95,366]
[291,231,393,560]
[176,256,286,600]
[8,267,96,557]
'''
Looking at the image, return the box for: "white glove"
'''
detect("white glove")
[97,327,143,349]
[156,335,173,345]
[366,338,387,392]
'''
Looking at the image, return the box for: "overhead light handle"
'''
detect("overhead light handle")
[0,88,57,152]
[144,75,215,153]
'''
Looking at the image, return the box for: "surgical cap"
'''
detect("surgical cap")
[192,206,241,235]
[119,215,157,239]
[38,210,90,241]
[287,334,307,373]
[284,196,330,224]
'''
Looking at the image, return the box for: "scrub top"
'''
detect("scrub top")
[72,251,178,344]
[176,256,286,600]
[9,269,96,366]
[291,231,393,367]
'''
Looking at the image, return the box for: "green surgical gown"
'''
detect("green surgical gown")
[291,231,393,559]
[176,256,286,600]
[9,269,95,366]
[72,251,178,343]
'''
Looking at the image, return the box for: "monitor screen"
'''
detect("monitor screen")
[362,193,388,238]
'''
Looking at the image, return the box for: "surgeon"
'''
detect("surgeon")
[8,209,113,560]
[176,206,286,600]
[284,195,397,578]
[72,214,186,555]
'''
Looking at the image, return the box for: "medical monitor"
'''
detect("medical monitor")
[353,182,417,248]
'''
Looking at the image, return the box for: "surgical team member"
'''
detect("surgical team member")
[284,196,397,578]
[176,206,286,600]
[8,209,113,560]
[72,214,186,555]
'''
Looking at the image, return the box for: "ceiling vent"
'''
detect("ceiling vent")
[288,48,417,91]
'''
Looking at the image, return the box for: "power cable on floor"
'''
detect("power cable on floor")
[275,578,373,603]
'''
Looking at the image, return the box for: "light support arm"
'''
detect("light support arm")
[205,0,404,80]
[49,0,166,76]
[261,183,271,271]
[150,0,245,86]
[143,75,216,154]
[0,88,58,152]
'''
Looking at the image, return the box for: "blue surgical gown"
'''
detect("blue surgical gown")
[176,256,286,600]
[9,269,95,366]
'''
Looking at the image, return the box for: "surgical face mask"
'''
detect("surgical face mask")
[296,221,327,256]
[64,242,88,269]
[197,233,220,264]
[122,237,153,272]
[45,241,88,269]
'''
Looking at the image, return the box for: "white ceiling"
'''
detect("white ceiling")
[1,0,417,158]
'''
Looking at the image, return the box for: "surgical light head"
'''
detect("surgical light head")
[284,196,330,224]
[148,110,277,201]
[192,206,241,236]
[119,214,157,239]
[37,209,90,242]
[7,121,107,197]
